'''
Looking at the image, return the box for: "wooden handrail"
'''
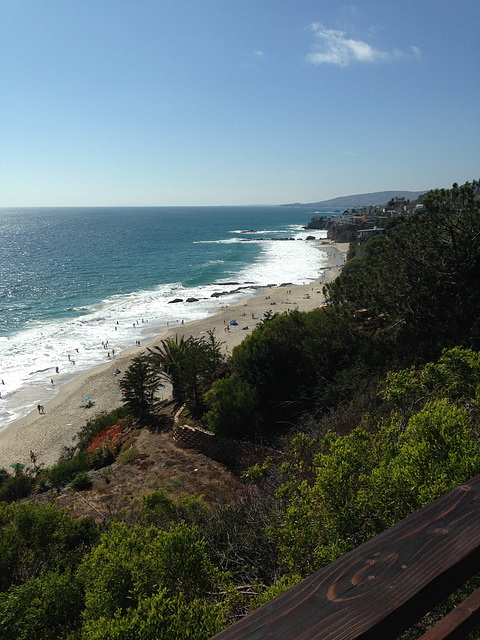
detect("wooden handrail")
[211,475,480,640]
[418,586,480,639]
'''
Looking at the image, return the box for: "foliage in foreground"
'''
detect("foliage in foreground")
[78,521,230,640]
[268,347,480,575]
[2,348,480,638]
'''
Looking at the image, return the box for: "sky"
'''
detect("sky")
[1,0,479,206]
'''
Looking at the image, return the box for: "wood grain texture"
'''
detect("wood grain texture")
[418,587,480,640]
[211,476,480,640]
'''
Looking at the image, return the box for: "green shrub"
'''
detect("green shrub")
[0,471,35,503]
[0,569,84,640]
[117,447,139,465]
[0,467,10,487]
[141,490,209,528]
[203,373,258,438]
[47,452,89,489]
[70,471,93,491]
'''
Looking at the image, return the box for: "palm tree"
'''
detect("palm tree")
[148,335,190,403]
[148,331,225,416]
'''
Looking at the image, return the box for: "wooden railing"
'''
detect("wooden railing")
[210,474,480,640]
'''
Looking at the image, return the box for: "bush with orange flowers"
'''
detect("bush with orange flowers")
[87,419,126,469]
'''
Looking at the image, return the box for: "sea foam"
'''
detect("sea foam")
[0,209,329,429]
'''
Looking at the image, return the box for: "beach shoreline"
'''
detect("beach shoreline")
[0,241,348,472]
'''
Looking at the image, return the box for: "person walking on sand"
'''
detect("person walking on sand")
[37,404,41,413]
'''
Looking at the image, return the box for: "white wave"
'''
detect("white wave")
[193,238,239,244]
[0,232,329,431]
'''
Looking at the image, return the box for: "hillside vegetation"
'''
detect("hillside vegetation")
[1,180,480,639]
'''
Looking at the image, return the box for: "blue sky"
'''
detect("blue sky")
[1,0,479,206]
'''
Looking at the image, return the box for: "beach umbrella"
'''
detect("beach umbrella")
[10,463,25,470]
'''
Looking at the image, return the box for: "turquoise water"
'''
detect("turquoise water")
[0,205,333,426]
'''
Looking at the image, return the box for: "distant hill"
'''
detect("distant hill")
[282,190,429,209]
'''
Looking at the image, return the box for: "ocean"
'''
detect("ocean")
[0,205,334,429]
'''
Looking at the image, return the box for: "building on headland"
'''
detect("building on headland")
[305,195,421,243]
[355,228,386,243]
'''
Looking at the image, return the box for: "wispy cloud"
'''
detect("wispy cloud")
[411,46,421,58]
[306,23,419,67]
[253,50,264,57]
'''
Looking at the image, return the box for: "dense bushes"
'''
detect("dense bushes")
[229,307,359,427]
[47,451,90,488]
[2,346,480,639]
[0,469,36,503]
[224,181,480,435]
[204,373,258,437]
[70,471,93,491]
[326,180,480,356]
[74,407,131,451]
[78,521,230,640]
[0,410,133,502]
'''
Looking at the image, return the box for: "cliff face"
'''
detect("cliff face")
[327,223,357,243]
[305,216,331,230]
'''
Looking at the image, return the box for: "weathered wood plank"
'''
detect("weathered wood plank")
[418,587,480,640]
[210,475,480,640]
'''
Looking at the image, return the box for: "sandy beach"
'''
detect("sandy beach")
[0,242,348,472]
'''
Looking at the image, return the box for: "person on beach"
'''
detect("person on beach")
[37,404,41,413]
[30,450,36,465]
